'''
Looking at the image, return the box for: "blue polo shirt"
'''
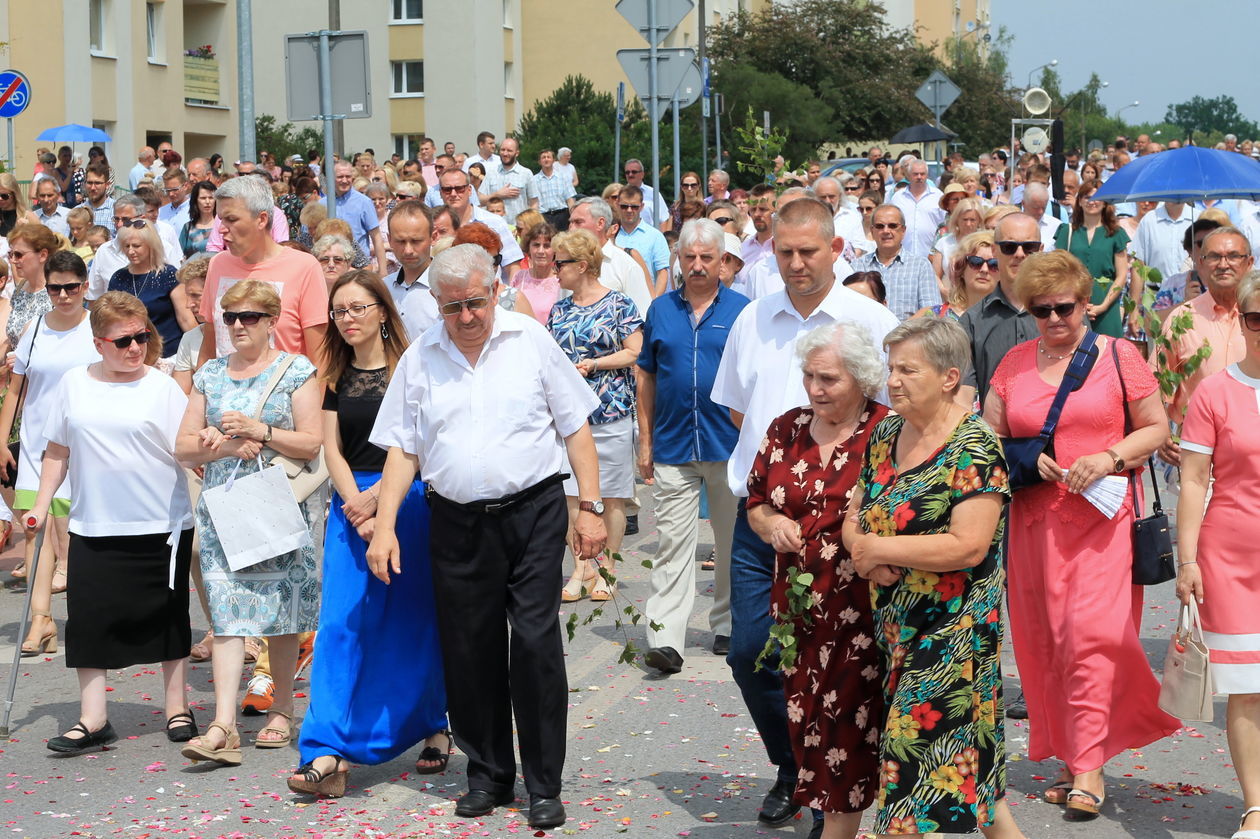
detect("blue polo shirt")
[616,222,670,275]
[637,286,749,464]
[334,188,380,254]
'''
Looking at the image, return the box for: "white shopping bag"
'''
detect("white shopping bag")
[201,457,312,571]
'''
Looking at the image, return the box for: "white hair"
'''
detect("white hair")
[214,174,274,217]
[312,234,353,259]
[678,218,725,255]
[429,242,495,296]
[796,322,886,398]
[573,196,613,228]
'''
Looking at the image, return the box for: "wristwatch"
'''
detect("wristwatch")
[1105,448,1125,473]
[578,500,605,515]
[263,425,273,443]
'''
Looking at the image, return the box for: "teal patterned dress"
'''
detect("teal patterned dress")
[193,352,322,637]
[854,412,1011,835]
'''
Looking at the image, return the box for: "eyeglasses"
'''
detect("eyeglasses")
[859,206,876,214]
[624,169,643,175]
[46,281,84,295]
[710,216,735,225]
[553,259,579,269]
[84,180,107,187]
[1242,311,1260,332]
[871,222,901,231]
[1202,252,1249,266]
[437,296,492,316]
[222,310,271,326]
[103,330,152,349]
[0,193,12,201]
[844,185,862,192]
[8,249,31,260]
[1027,301,1078,319]
[330,302,379,321]
[964,255,999,270]
[996,240,1043,255]
[439,184,469,194]
[618,203,642,211]
[317,255,349,266]
[164,187,183,195]
[115,218,147,228]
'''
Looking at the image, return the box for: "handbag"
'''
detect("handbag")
[1,315,42,490]
[250,353,329,503]
[1157,599,1214,721]
[201,455,313,570]
[1111,340,1176,585]
[1002,330,1100,491]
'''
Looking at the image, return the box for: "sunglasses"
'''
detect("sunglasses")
[317,255,349,266]
[996,240,1043,255]
[46,281,84,295]
[710,216,735,225]
[964,255,999,270]
[222,310,271,326]
[439,184,469,193]
[624,170,642,175]
[438,296,492,316]
[859,206,876,214]
[872,222,901,231]
[618,203,642,211]
[103,330,152,349]
[1028,302,1078,319]
[0,193,12,201]
[844,185,862,192]
[1242,312,1260,332]
[553,258,579,269]
[681,182,699,188]
[115,218,147,228]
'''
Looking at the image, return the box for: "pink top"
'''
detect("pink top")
[206,206,291,253]
[200,247,328,358]
[509,269,561,325]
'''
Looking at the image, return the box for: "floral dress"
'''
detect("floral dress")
[855,412,1010,835]
[546,290,643,425]
[746,402,888,813]
[6,283,53,348]
[193,353,321,636]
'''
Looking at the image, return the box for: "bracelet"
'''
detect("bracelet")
[1178,561,1198,568]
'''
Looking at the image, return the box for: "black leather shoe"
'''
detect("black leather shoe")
[528,796,566,829]
[711,634,730,656]
[644,646,683,674]
[757,778,800,826]
[624,515,639,535]
[1007,690,1028,720]
[455,788,515,817]
[47,720,118,754]
[166,710,198,743]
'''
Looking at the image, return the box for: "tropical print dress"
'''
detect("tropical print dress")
[547,289,643,425]
[854,411,1011,835]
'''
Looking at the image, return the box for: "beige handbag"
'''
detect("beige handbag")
[1158,599,1215,722]
[251,353,329,503]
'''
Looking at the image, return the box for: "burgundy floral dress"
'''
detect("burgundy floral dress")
[747,401,888,813]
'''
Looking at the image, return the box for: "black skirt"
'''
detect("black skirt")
[65,530,193,669]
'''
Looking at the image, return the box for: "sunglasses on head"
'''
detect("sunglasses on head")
[46,281,84,295]
[1242,312,1260,332]
[1028,301,1078,319]
[103,330,152,349]
[964,255,999,270]
[996,240,1043,255]
[222,310,270,326]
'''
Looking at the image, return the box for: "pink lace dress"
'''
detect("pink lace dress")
[991,337,1179,773]
[509,268,561,325]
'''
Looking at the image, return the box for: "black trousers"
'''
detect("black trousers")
[427,482,568,798]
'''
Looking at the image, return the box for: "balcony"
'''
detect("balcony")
[184,56,219,105]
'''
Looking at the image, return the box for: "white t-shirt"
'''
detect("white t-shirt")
[172,327,204,373]
[600,241,653,317]
[12,316,101,494]
[43,365,193,536]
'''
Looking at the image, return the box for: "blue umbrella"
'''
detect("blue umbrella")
[1092,145,1260,203]
[35,123,112,143]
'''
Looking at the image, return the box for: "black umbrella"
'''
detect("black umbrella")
[889,123,957,144]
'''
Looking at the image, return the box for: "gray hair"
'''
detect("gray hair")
[796,322,886,398]
[113,193,145,215]
[429,242,495,296]
[558,146,571,156]
[312,234,354,259]
[1202,225,1252,257]
[1238,270,1260,310]
[678,218,725,255]
[780,185,813,201]
[709,169,730,187]
[1023,182,1050,203]
[214,174,274,217]
[883,317,972,391]
[815,175,841,192]
[364,181,390,199]
[835,172,857,188]
[574,196,614,228]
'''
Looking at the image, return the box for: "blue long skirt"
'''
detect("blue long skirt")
[298,472,447,765]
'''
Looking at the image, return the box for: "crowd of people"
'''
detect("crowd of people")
[3,126,1260,839]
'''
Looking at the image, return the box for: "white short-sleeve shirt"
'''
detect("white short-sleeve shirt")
[711,282,899,496]
[43,366,193,536]
[384,266,439,343]
[600,241,653,317]
[369,309,599,503]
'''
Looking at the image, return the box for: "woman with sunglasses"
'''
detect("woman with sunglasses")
[181,181,219,257]
[918,231,997,321]
[2,224,58,359]
[109,220,195,362]
[27,290,197,754]
[853,189,884,255]
[663,171,703,232]
[982,251,1177,822]
[176,279,323,767]
[864,171,886,198]
[0,173,41,237]
[1053,179,1132,338]
[0,251,100,652]
[929,198,985,281]
[287,270,449,797]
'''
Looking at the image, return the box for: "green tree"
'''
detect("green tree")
[1165,95,1259,140]
[713,65,834,175]
[254,114,323,164]
[937,30,1022,156]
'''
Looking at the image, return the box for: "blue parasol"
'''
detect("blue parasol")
[1092,145,1260,203]
[35,123,112,143]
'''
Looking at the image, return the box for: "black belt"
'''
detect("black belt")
[425,472,568,515]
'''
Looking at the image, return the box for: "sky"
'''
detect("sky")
[989,1,1259,130]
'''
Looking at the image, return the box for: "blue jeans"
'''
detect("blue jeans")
[727,499,795,782]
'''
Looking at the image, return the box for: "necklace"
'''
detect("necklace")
[1038,338,1080,361]
[130,269,156,297]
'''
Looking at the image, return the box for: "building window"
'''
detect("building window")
[391,0,423,22]
[391,61,424,96]
[145,2,161,61]
[90,0,107,52]
[394,134,422,160]
[504,62,514,98]
[502,0,512,28]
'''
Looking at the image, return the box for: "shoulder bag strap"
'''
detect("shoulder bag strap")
[1111,338,1164,518]
[250,353,299,422]
[1035,329,1100,441]
[12,314,44,418]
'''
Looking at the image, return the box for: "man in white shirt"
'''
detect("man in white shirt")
[32,178,70,237]
[462,131,497,174]
[382,200,438,341]
[738,188,853,300]
[1135,201,1193,279]
[439,168,523,274]
[159,169,192,230]
[735,184,778,290]
[367,243,605,831]
[621,159,668,227]
[129,147,157,190]
[711,198,898,829]
[568,197,653,316]
[889,158,945,258]
[86,195,184,299]
[1020,182,1062,251]
[480,137,536,225]
[705,169,731,204]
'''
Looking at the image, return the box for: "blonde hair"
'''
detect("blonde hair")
[947,230,995,309]
[947,198,984,238]
[90,291,163,364]
[117,221,166,271]
[313,217,354,242]
[220,278,282,316]
[299,201,328,230]
[983,204,1019,230]
[0,173,31,216]
[177,255,211,285]
[551,228,603,278]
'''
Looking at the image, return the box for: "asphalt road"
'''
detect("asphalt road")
[0,483,1247,839]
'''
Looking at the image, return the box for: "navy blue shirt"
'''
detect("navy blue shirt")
[638,286,749,464]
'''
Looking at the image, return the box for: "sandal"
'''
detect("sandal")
[181,722,242,766]
[166,710,198,743]
[1064,788,1104,821]
[189,631,214,663]
[288,755,349,797]
[1043,780,1074,805]
[701,548,715,571]
[21,609,58,657]
[255,710,293,749]
[1234,805,1260,839]
[50,562,67,594]
[414,729,453,775]
[10,559,25,580]
[561,563,597,603]
[243,638,263,663]
[589,562,615,602]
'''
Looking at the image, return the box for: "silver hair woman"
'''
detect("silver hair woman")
[312,234,355,291]
[745,319,891,835]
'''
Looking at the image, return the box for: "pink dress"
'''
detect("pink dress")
[1179,365,1260,694]
[992,337,1179,773]
[509,269,561,325]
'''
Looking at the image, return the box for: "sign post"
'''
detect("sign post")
[614,82,625,183]
[915,70,961,162]
[0,70,32,175]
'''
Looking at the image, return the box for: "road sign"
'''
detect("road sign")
[285,31,372,121]
[915,69,961,124]
[616,0,694,47]
[0,70,31,119]
[617,48,698,113]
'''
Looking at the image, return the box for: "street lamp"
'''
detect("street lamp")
[1026,59,1058,89]
[1117,100,1141,123]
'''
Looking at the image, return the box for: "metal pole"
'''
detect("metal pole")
[714,94,722,172]
[672,95,681,205]
[236,0,256,163]
[648,0,660,225]
[319,30,338,219]
[328,0,345,158]
[698,0,707,179]
[1,525,47,737]
[614,82,624,184]
[5,118,12,176]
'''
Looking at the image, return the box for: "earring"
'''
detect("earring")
[380,322,389,340]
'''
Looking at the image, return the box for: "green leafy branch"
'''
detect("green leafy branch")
[755,563,814,673]
[731,107,805,194]
[563,551,663,665]
[1125,259,1213,405]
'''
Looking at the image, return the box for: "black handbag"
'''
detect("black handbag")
[1002,331,1100,491]
[1111,339,1176,585]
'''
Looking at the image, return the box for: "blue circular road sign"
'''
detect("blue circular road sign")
[0,71,32,119]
